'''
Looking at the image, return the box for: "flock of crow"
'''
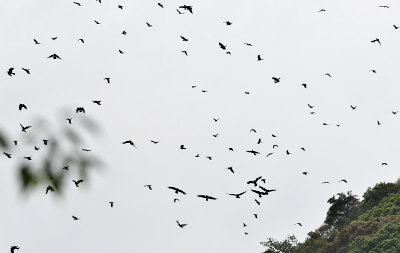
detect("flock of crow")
[3,1,399,252]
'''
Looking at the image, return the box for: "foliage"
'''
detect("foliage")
[260,235,300,253]
[260,180,400,253]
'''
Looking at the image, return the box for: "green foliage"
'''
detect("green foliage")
[349,218,400,253]
[260,180,400,253]
[260,235,300,253]
[358,182,400,214]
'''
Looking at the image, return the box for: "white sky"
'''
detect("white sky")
[1,0,400,252]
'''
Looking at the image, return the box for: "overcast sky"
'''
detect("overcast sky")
[1,0,400,252]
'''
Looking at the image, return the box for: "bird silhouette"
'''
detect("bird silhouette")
[377,121,382,125]
[72,179,84,187]
[19,123,32,132]
[253,214,258,219]
[7,68,15,76]
[251,189,267,198]
[227,167,234,173]
[177,9,184,14]
[72,215,80,220]
[394,25,399,29]
[228,147,234,151]
[51,37,58,40]
[382,162,388,166]
[19,104,27,110]
[10,246,20,253]
[302,172,308,175]
[62,166,69,170]
[179,5,193,13]
[213,118,220,122]
[295,223,303,226]
[244,232,248,235]
[92,100,101,105]
[182,51,188,56]
[168,186,186,195]
[119,49,125,54]
[324,73,331,77]
[244,42,253,46]
[24,156,32,160]
[146,22,152,27]
[371,38,381,46]
[302,83,307,88]
[246,150,260,156]
[118,5,123,9]
[66,118,72,124]
[42,139,49,145]
[197,194,217,201]
[122,140,136,148]
[272,144,278,149]
[350,105,357,110]
[247,176,262,186]
[104,77,110,84]
[174,198,179,203]
[206,156,212,160]
[219,42,227,50]
[144,185,152,190]
[94,20,101,24]
[250,129,257,133]
[339,179,348,183]
[370,69,377,73]
[76,107,85,113]
[322,181,330,184]
[243,223,247,227]
[82,149,91,152]
[257,138,262,144]
[180,144,186,150]
[109,201,114,207]
[286,150,291,155]
[46,185,55,194]
[180,35,189,41]
[150,140,159,144]
[392,111,398,115]
[255,199,261,205]
[13,140,18,146]
[272,77,280,83]
[195,154,200,157]
[47,53,62,59]
[319,9,326,12]
[266,152,274,157]
[224,21,233,25]
[158,3,164,8]
[21,68,30,74]
[34,39,40,44]
[122,30,127,35]
[227,191,246,198]
[176,220,187,228]
[379,5,389,8]
[258,186,277,195]
[78,38,84,43]
[3,152,11,158]
[257,55,264,61]
[73,2,81,6]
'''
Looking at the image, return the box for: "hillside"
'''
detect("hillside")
[261,180,400,253]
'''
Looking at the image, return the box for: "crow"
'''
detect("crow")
[243,223,247,227]
[144,185,152,190]
[258,186,276,195]
[118,5,123,9]
[246,150,260,156]
[250,129,257,133]
[51,37,58,40]
[339,179,348,183]
[272,77,280,83]
[76,107,85,113]
[10,246,20,253]
[324,73,331,77]
[224,21,232,25]
[62,166,69,170]
[219,42,227,50]
[19,104,27,110]
[227,191,246,198]
[176,220,187,228]
[180,35,188,41]
[266,152,274,157]
[174,198,179,203]
[371,38,381,46]
[21,68,30,74]
[382,162,388,166]
[78,38,84,43]
[272,144,278,149]
[213,118,220,122]
[3,152,11,158]
[92,100,101,105]
[394,25,399,29]
[257,138,262,144]
[122,31,127,35]
[350,105,357,110]
[251,189,266,198]
[322,181,330,184]
[72,179,84,187]
[46,185,55,194]
[168,186,186,195]
[34,39,40,44]
[104,77,110,83]
[257,55,263,61]
[119,49,125,54]
[227,167,234,173]
[19,123,32,132]
[47,53,62,59]
[197,194,217,201]
[7,68,15,76]
[122,140,136,148]
[302,83,307,88]
[180,144,186,150]
[72,215,80,220]
[319,9,326,12]
[247,176,262,187]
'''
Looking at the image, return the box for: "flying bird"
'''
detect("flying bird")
[371,38,381,46]
[47,53,62,59]
[227,191,246,198]
[257,138,262,144]
[339,179,348,183]
[176,220,187,228]
[224,21,233,25]
[92,100,101,105]
[177,9,184,14]
[295,223,303,226]
[66,118,72,124]
[257,55,264,61]
[247,176,262,187]
[394,25,399,29]
[146,22,152,27]
[7,68,15,76]
[34,39,40,44]
[144,185,152,190]
[21,68,30,74]
[150,140,159,144]
[180,144,186,150]
[158,3,164,8]
[324,73,331,77]
[119,49,125,54]
[168,186,186,195]
[255,199,261,205]
[76,107,85,113]
[322,181,330,184]
[10,246,20,253]
[382,162,388,166]
[73,2,81,6]
[244,42,253,46]
[109,201,114,207]
[197,194,217,201]
[46,185,55,194]
[82,149,91,152]
[253,214,258,219]
[302,172,308,175]
[174,198,179,203]
[226,167,234,173]
[19,104,27,110]
[219,42,227,50]
[3,152,11,158]
[179,5,193,13]
[180,35,188,41]
[122,30,127,35]
[350,105,357,110]
[51,37,58,40]
[104,77,110,83]
[379,5,389,8]
[246,150,260,156]
[78,38,84,43]
[258,186,277,195]
[319,9,326,12]
[272,77,280,83]
[250,129,257,133]
[182,50,188,56]
[72,215,80,220]
[118,5,123,9]
[122,140,136,147]
[42,139,49,145]
[72,179,84,187]
[19,123,31,132]
[94,20,101,24]
[302,83,307,88]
